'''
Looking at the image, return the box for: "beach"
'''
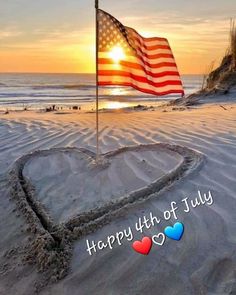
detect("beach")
[0,94,236,294]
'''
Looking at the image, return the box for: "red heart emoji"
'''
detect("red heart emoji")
[132,237,152,255]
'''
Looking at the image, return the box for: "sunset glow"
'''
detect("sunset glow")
[104,101,130,109]
[109,46,125,63]
[1,1,235,74]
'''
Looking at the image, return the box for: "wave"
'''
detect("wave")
[0,84,96,90]
[0,92,179,102]
[31,84,96,91]
[0,74,202,109]
[0,99,95,107]
[0,96,94,103]
[0,93,93,98]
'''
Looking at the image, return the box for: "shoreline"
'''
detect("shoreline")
[0,100,235,119]
[1,86,236,116]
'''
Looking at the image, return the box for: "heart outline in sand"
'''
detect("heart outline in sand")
[132,237,152,255]
[10,144,202,277]
[12,143,202,235]
[164,222,184,241]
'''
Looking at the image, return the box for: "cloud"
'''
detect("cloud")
[0,26,94,53]
[122,12,231,56]
[0,27,22,39]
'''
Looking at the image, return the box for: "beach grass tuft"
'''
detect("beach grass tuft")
[229,19,236,69]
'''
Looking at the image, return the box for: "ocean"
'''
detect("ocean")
[0,73,203,111]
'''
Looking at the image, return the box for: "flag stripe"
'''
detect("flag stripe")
[100,48,173,55]
[134,37,169,46]
[98,70,181,83]
[99,58,177,70]
[132,55,175,65]
[133,37,169,50]
[99,64,181,77]
[126,27,168,43]
[99,62,181,76]
[99,51,174,60]
[127,27,170,49]
[135,44,171,51]
[99,52,175,65]
[99,74,182,88]
[137,53,174,60]
[134,36,168,43]
[99,81,184,96]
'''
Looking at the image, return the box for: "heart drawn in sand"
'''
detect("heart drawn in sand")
[132,237,152,255]
[10,144,202,276]
[164,222,184,241]
[21,144,187,224]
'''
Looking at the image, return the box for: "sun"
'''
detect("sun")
[105,101,129,109]
[109,46,125,63]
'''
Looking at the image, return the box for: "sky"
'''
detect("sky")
[0,0,235,74]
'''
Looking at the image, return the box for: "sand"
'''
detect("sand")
[0,96,236,294]
[22,146,183,223]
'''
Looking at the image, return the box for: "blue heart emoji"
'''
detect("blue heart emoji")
[164,222,184,241]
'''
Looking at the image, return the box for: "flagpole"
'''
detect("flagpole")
[95,0,99,162]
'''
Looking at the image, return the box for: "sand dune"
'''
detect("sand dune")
[0,103,236,294]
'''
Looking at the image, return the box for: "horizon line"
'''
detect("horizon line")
[0,71,204,76]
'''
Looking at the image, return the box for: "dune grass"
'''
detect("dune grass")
[201,61,215,90]
[202,20,236,91]
[229,19,236,69]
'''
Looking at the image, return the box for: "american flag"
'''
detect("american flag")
[98,9,184,96]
